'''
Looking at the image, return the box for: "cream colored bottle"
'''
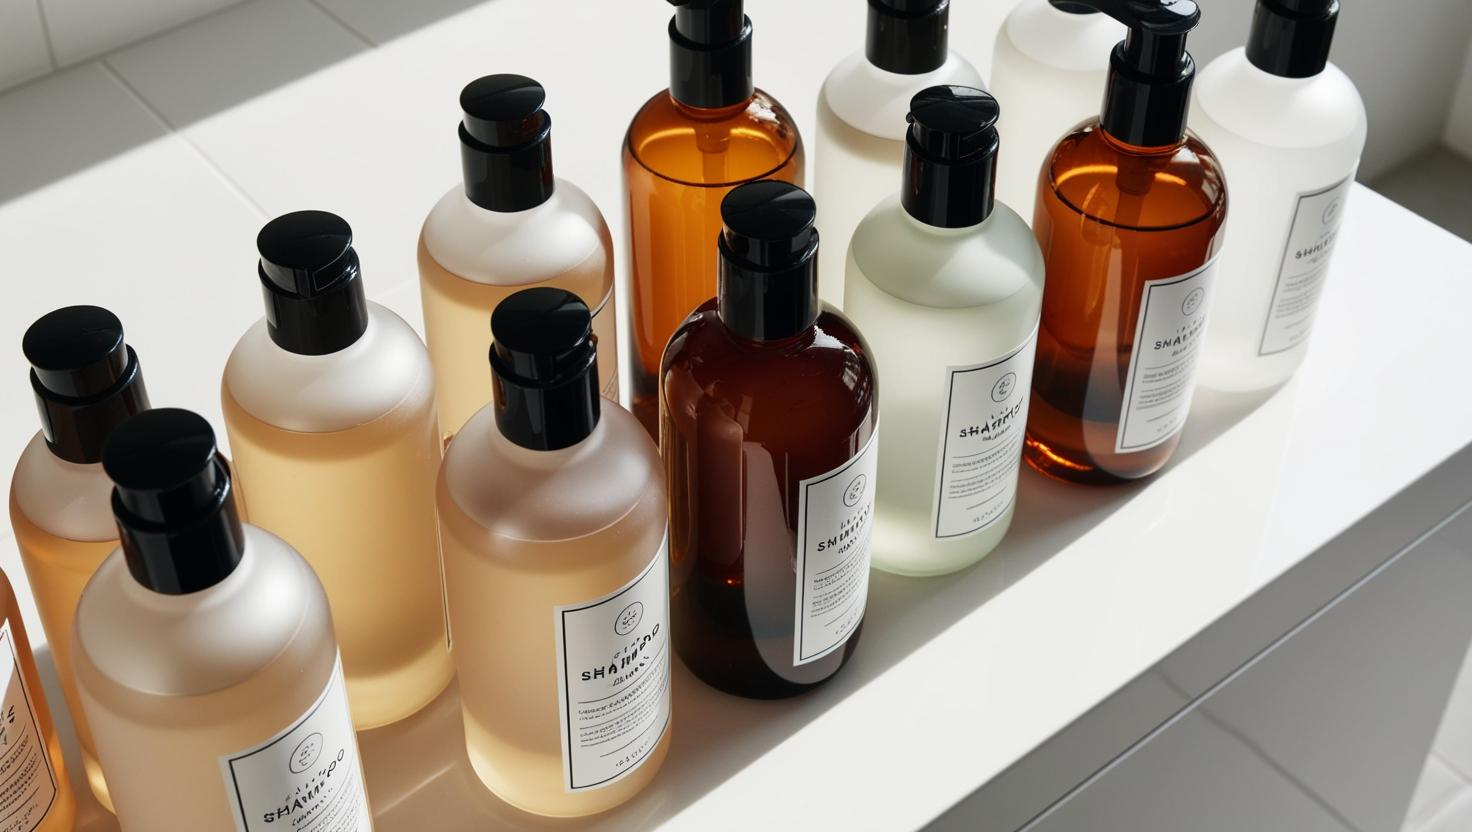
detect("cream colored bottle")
[222,210,451,730]
[438,288,669,817]
[420,74,617,441]
[74,408,372,831]
[8,305,150,811]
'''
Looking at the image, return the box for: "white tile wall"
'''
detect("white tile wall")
[0,0,52,89]
[39,0,244,66]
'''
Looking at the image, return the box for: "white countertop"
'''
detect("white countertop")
[0,1,1469,830]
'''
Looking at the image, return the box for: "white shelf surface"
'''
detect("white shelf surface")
[0,1,1468,830]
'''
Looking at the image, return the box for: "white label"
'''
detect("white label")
[0,621,58,832]
[554,537,671,792]
[933,326,1038,540]
[1116,260,1217,453]
[220,657,370,832]
[1259,177,1352,355]
[793,427,878,666]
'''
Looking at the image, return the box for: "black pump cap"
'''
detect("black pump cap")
[866,0,950,75]
[717,181,820,342]
[23,306,151,464]
[257,210,369,356]
[1050,0,1099,12]
[459,74,556,212]
[903,86,1001,228]
[667,0,754,109]
[489,288,600,451]
[1082,0,1200,148]
[1246,0,1337,78]
[103,409,245,595]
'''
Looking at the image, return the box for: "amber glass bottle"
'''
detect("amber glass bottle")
[1024,0,1226,484]
[623,0,802,434]
[662,182,878,699]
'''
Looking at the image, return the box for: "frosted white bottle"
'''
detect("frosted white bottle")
[990,0,1122,223]
[845,87,1044,576]
[815,0,982,307]
[1193,0,1365,392]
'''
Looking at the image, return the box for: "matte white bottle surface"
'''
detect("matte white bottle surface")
[1192,48,1366,392]
[8,434,119,810]
[438,404,670,817]
[74,527,372,831]
[815,51,982,307]
[989,0,1122,223]
[222,305,453,730]
[419,182,618,438]
[845,196,1044,575]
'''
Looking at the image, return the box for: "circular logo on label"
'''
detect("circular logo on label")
[1181,287,1205,317]
[991,372,1017,403]
[289,733,323,774]
[1322,198,1342,226]
[615,602,644,636]
[843,474,867,508]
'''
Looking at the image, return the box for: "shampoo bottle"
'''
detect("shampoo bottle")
[0,567,75,831]
[74,408,371,830]
[989,0,1123,223]
[438,289,670,816]
[845,86,1043,576]
[815,0,982,306]
[223,210,452,730]
[420,74,617,440]
[624,0,803,434]
[8,305,149,811]
[1192,0,1364,392]
[662,182,879,698]
[1025,0,1226,484]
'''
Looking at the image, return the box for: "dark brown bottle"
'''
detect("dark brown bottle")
[661,182,878,699]
[1024,0,1227,484]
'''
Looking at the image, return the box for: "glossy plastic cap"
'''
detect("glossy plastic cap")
[903,85,1001,227]
[667,0,754,108]
[866,0,950,75]
[104,408,245,595]
[23,305,150,463]
[257,210,369,355]
[717,181,820,341]
[489,288,600,451]
[1246,0,1338,78]
[458,74,556,212]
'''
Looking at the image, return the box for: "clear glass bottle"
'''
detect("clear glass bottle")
[1192,0,1365,392]
[223,211,452,730]
[814,0,982,306]
[1025,0,1227,484]
[7,305,149,811]
[420,74,617,441]
[662,182,879,698]
[74,408,371,831]
[845,87,1044,576]
[989,0,1122,224]
[438,289,670,817]
[623,0,803,434]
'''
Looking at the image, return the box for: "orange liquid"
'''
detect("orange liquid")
[1025,124,1226,483]
[622,89,803,434]
[0,569,76,831]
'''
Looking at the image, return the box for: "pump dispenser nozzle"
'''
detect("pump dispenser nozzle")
[666,0,753,109]
[1080,0,1200,147]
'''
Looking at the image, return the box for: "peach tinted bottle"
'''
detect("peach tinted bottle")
[662,182,879,698]
[1025,0,1226,484]
[0,569,75,831]
[623,0,802,434]
[8,305,149,812]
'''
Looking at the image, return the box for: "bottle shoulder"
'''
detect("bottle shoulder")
[223,304,433,433]
[75,526,332,697]
[1045,122,1228,230]
[998,0,1123,73]
[10,432,117,541]
[849,197,1045,308]
[1192,49,1367,152]
[624,89,803,186]
[440,405,665,545]
[821,50,984,141]
[420,180,612,285]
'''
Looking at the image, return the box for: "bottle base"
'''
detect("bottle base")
[1022,434,1157,486]
[345,641,456,731]
[83,749,114,814]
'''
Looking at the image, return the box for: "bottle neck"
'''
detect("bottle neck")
[1099,43,1195,149]
[668,15,754,109]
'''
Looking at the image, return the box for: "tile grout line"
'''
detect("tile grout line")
[96,59,270,219]
[305,0,379,48]
[31,0,59,70]
[1434,751,1472,789]
[1416,788,1472,832]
